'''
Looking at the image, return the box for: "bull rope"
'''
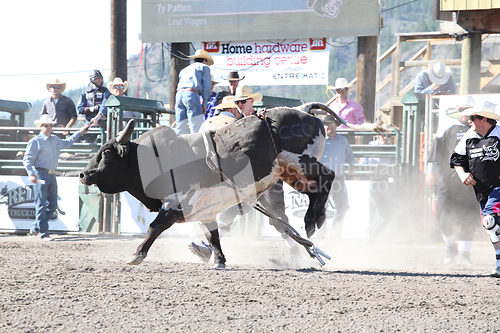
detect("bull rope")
[201,130,331,266]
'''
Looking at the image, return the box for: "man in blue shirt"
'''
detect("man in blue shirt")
[175,49,214,134]
[414,62,456,101]
[320,115,356,231]
[23,114,89,241]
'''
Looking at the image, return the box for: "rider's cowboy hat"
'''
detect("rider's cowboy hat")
[188,49,214,66]
[215,96,238,110]
[107,77,128,92]
[35,114,56,126]
[461,101,500,120]
[46,79,66,92]
[428,62,451,85]
[227,71,245,81]
[227,85,263,104]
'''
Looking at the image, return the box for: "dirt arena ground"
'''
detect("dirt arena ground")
[1,230,500,333]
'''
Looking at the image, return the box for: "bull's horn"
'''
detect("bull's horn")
[297,102,348,126]
[117,119,135,144]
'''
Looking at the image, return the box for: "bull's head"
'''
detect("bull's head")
[79,120,135,194]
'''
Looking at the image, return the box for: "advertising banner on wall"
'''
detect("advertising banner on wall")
[120,192,200,237]
[208,39,329,86]
[0,176,80,232]
[142,0,380,43]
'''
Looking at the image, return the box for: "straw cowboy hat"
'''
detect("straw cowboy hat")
[215,96,238,110]
[333,78,349,90]
[46,79,66,92]
[34,114,56,126]
[188,49,214,66]
[201,115,237,130]
[107,77,128,92]
[227,71,245,81]
[461,101,500,120]
[428,62,451,85]
[228,85,263,103]
[445,96,475,119]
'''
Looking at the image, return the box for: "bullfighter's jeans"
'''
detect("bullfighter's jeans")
[32,170,58,238]
[174,90,203,135]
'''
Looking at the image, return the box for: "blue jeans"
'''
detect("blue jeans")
[480,186,500,216]
[32,170,58,238]
[174,90,203,135]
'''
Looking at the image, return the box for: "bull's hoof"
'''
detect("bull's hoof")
[214,262,226,269]
[306,224,316,238]
[316,215,326,230]
[126,253,147,265]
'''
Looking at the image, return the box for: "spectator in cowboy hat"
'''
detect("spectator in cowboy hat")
[227,85,263,117]
[96,78,140,128]
[41,79,77,136]
[175,49,214,134]
[414,62,456,101]
[329,77,365,128]
[23,115,89,241]
[227,71,245,95]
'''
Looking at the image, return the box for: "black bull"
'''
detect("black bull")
[80,105,337,267]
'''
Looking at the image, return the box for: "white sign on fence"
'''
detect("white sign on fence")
[263,181,370,240]
[0,176,80,232]
[207,39,329,86]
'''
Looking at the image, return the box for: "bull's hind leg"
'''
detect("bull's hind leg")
[285,155,335,238]
[127,208,183,265]
[199,221,226,269]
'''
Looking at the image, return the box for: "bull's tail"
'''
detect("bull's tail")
[296,102,386,134]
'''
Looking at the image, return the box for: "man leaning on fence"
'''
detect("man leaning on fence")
[23,115,89,241]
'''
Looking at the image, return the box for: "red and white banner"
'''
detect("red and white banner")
[206,38,329,86]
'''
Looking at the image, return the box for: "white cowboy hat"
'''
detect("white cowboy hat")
[34,114,56,126]
[107,77,128,92]
[227,85,263,104]
[445,96,475,119]
[333,78,349,90]
[188,49,214,66]
[461,101,500,120]
[428,62,451,85]
[215,96,238,110]
[46,79,66,92]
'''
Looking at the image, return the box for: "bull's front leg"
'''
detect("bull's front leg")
[298,156,335,238]
[127,208,183,265]
[199,221,226,269]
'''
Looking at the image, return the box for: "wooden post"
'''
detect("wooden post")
[390,36,402,98]
[460,33,482,94]
[356,36,377,122]
[110,0,127,82]
[169,43,190,125]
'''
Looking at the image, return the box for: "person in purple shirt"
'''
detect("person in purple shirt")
[174,49,214,134]
[329,77,365,128]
